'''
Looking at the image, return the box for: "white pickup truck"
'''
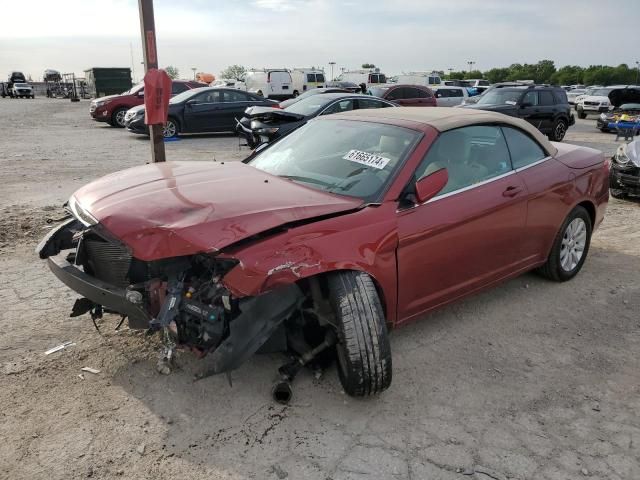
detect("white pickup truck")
[11,82,35,98]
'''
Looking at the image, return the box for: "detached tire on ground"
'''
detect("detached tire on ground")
[537,206,592,282]
[327,271,392,397]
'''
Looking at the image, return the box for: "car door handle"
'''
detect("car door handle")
[502,186,523,197]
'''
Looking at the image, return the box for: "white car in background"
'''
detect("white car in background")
[432,86,469,106]
[567,89,586,105]
[576,87,615,119]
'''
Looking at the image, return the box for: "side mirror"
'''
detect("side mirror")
[415,168,449,203]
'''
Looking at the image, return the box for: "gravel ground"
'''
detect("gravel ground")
[1,98,639,480]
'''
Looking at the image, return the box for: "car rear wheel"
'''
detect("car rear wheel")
[577,109,587,119]
[162,118,179,138]
[327,271,392,397]
[550,119,567,141]
[111,107,128,128]
[537,206,592,282]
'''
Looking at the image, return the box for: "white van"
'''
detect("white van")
[290,69,326,97]
[397,72,442,87]
[338,70,387,88]
[244,69,293,99]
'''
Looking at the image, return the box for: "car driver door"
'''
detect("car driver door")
[396,125,529,324]
[183,90,222,132]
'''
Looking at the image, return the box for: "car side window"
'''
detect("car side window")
[386,88,405,100]
[522,91,538,106]
[415,88,431,98]
[171,83,188,95]
[434,89,448,98]
[450,89,463,97]
[415,125,512,196]
[223,90,249,102]
[539,91,555,106]
[321,99,355,115]
[501,126,547,169]
[193,90,221,104]
[357,98,390,109]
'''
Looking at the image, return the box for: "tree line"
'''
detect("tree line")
[443,60,639,86]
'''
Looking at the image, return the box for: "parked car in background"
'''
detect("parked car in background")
[237,92,395,147]
[462,82,532,105]
[596,86,640,132]
[338,70,387,88]
[368,84,436,107]
[10,82,34,98]
[39,108,609,399]
[325,81,361,93]
[466,79,490,88]
[609,139,640,198]
[432,86,469,106]
[463,85,574,141]
[397,72,442,87]
[567,89,586,105]
[210,79,246,90]
[90,80,205,127]
[124,87,276,138]
[290,68,326,97]
[575,87,626,119]
[244,69,293,100]
[279,87,353,109]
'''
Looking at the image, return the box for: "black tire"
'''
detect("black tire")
[162,117,179,138]
[549,119,568,142]
[599,127,608,133]
[111,107,128,128]
[327,271,392,397]
[293,90,299,98]
[577,109,587,119]
[537,206,592,282]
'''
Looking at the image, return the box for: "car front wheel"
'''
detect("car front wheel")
[111,107,128,128]
[550,119,568,141]
[162,118,179,138]
[327,271,392,397]
[577,108,587,119]
[537,206,592,282]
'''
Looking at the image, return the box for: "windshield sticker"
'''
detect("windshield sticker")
[343,150,391,170]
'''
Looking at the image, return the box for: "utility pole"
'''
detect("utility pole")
[329,61,336,81]
[138,0,166,163]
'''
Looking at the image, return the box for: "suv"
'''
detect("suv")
[463,85,574,141]
[89,80,205,127]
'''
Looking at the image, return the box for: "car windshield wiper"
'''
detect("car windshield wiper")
[278,175,336,188]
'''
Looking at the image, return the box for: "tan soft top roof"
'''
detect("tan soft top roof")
[336,107,558,156]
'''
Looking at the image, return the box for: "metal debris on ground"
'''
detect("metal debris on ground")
[44,341,75,355]
[81,367,101,374]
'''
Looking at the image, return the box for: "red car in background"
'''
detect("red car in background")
[38,108,608,401]
[89,80,206,127]
[369,84,437,106]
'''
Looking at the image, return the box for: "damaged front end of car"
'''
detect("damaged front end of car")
[37,202,309,387]
[610,140,640,198]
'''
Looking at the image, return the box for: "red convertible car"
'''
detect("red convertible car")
[38,108,609,400]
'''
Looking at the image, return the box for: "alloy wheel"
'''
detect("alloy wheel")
[163,121,177,138]
[560,218,587,271]
[115,110,126,127]
[555,122,566,141]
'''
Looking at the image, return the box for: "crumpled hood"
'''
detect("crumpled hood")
[72,161,363,261]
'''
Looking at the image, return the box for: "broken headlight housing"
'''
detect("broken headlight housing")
[67,195,98,226]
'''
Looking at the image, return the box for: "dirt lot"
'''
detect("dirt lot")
[1,98,639,480]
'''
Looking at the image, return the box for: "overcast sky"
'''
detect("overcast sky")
[0,0,638,82]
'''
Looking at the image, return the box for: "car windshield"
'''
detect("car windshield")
[122,83,144,95]
[170,88,201,104]
[621,103,640,110]
[14,83,29,87]
[477,90,523,105]
[248,119,422,201]
[284,95,340,116]
[591,88,612,96]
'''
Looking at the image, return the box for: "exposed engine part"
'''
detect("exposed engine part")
[272,329,336,404]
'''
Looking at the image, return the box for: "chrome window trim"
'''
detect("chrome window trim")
[425,169,516,204]
[514,155,552,173]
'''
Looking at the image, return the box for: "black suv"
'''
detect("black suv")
[464,85,575,141]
